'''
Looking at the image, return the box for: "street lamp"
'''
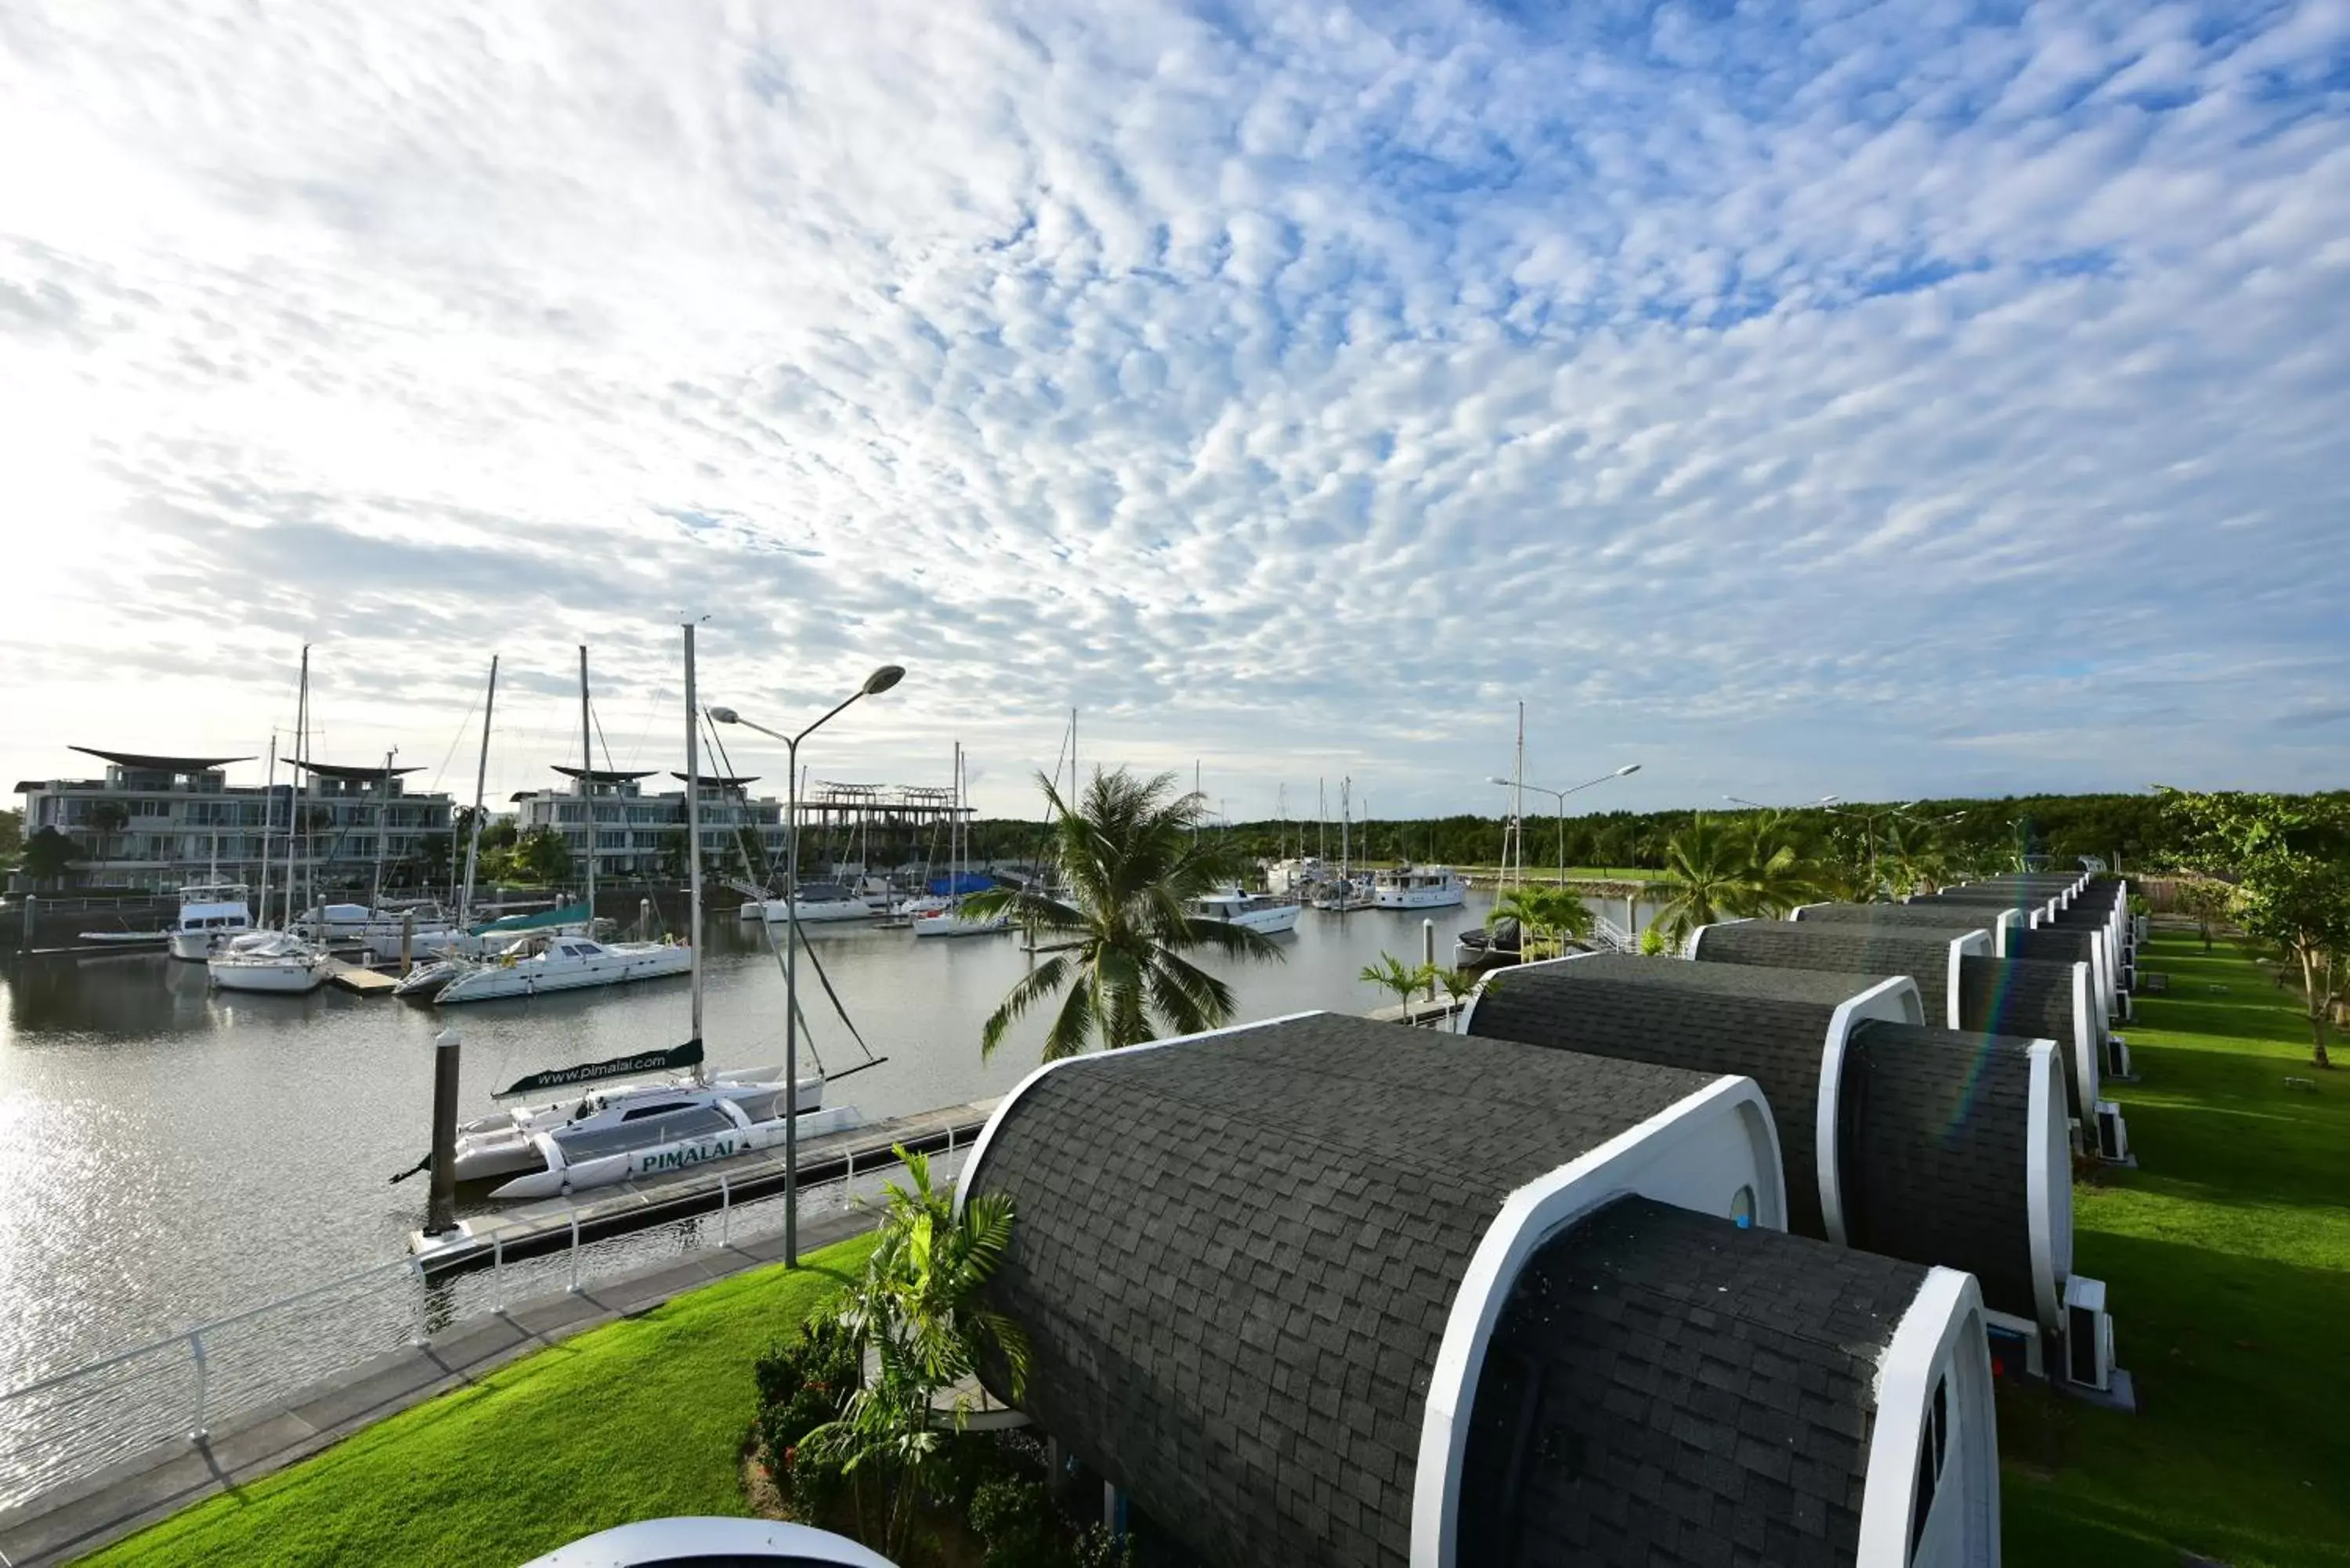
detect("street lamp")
[1723,793,1838,810]
[709,663,904,1266]
[1488,763,1642,884]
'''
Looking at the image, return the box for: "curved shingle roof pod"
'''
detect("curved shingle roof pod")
[1460,957,2072,1334]
[1688,919,1993,1028]
[1459,955,1918,1243]
[1838,1024,2071,1331]
[956,1011,1788,1568]
[1461,1197,2000,1568]
[1790,901,2023,956]
[1918,886,2061,924]
[1955,956,2102,1118]
[2008,924,2119,1024]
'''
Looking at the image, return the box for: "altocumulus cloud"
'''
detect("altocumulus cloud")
[0,0,2346,811]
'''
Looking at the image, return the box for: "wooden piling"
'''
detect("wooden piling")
[425,1028,461,1236]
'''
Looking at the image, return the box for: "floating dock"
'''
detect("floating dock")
[408,1098,999,1275]
[320,956,400,995]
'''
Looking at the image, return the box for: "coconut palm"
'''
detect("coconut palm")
[967,768,1284,1061]
[1494,885,1595,958]
[1650,814,1757,943]
[1361,952,1437,1010]
[1877,818,1949,900]
[1741,814,1828,916]
[85,799,128,872]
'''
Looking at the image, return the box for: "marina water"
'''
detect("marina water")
[0,890,1651,1502]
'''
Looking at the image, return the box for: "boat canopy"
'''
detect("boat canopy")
[927,872,996,897]
[471,901,592,937]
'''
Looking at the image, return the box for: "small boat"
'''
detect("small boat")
[910,900,1011,938]
[1371,865,1466,910]
[1188,889,1303,934]
[738,883,875,924]
[78,928,171,947]
[207,931,328,993]
[168,882,256,960]
[432,934,693,1005]
[1453,916,1524,974]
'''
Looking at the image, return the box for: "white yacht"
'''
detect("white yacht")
[1265,858,1327,897]
[432,934,693,1005]
[207,930,327,994]
[168,883,255,960]
[738,883,875,924]
[909,901,1011,939]
[1371,865,1466,910]
[449,1059,844,1199]
[1187,890,1303,934]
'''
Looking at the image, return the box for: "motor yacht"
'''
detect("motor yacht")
[167,882,255,960]
[1186,890,1303,934]
[1371,865,1466,910]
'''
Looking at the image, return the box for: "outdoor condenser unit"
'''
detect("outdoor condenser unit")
[2064,1275,2117,1393]
[2094,1099,2131,1163]
[2105,1034,2134,1079]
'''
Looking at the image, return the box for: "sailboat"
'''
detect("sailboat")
[910,742,1008,938]
[443,624,841,1200]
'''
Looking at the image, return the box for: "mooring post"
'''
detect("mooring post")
[1423,917,1437,1002]
[400,909,415,977]
[425,1027,461,1235]
[21,893,35,950]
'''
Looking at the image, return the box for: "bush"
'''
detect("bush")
[1638,925,1668,956]
[753,1312,857,1505]
[969,1477,1059,1568]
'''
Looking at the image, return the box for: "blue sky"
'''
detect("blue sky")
[2,0,2345,818]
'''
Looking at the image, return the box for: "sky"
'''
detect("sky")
[2,1,2347,821]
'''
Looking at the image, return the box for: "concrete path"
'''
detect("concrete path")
[0,1209,875,1567]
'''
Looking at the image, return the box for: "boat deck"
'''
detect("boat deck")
[408,1098,1000,1274]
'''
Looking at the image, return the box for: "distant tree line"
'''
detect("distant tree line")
[965,790,2270,875]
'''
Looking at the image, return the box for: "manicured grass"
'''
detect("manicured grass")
[88,1235,877,1568]
[2000,934,2350,1568]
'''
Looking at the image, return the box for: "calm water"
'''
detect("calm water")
[0,889,1653,1499]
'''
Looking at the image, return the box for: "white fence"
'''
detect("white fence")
[0,1144,965,1514]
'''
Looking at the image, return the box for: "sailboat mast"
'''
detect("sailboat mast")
[258,734,276,929]
[460,656,497,927]
[1318,777,1326,862]
[579,645,596,923]
[684,624,704,1055]
[370,750,393,909]
[1069,707,1078,799]
[294,645,310,923]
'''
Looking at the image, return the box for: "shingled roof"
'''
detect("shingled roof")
[960,1012,1730,1568]
[1840,1024,2065,1327]
[1463,956,1909,1241]
[1460,1195,1932,1568]
[1690,921,1987,1028]
[1954,956,2100,1116]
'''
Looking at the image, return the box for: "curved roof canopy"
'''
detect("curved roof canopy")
[69,746,252,771]
[551,764,659,782]
[291,758,423,780]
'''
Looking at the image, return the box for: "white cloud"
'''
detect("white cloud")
[1,0,2345,818]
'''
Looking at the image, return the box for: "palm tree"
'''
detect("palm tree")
[1650,814,1755,943]
[967,768,1283,1061]
[808,1145,1027,1557]
[1877,818,1948,899]
[1361,952,1437,1011]
[1494,885,1595,959]
[85,800,128,874]
[1741,814,1828,916]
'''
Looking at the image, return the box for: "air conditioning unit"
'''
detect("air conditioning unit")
[2135,913,2149,945]
[2093,1100,2130,1163]
[2104,1035,2133,1079]
[2063,1276,2116,1393]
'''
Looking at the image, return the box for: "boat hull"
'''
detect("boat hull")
[1372,888,1466,909]
[435,942,693,1004]
[909,911,1010,938]
[208,958,326,993]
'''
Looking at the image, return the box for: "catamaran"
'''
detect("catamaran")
[413,622,859,1203]
[427,932,694,1004]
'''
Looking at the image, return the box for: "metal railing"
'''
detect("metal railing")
[0,1142,966,1515]
[1587,916,1640,953]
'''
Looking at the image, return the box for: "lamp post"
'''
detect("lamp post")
[709,663,905,1267]
[1488,764,1642,884]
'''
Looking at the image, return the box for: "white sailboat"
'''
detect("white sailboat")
[910,742,1007,938]
[430,932,692,1003]
[1187,889,1303,934]
[739,882,875,923]
[438,623,837,1201]
[207,930,328,993]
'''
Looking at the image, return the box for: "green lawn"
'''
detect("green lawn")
[89,1234,876,1568]
[2000,934,2350,1568]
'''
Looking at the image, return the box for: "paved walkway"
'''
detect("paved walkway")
[0,1209,876,1567]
